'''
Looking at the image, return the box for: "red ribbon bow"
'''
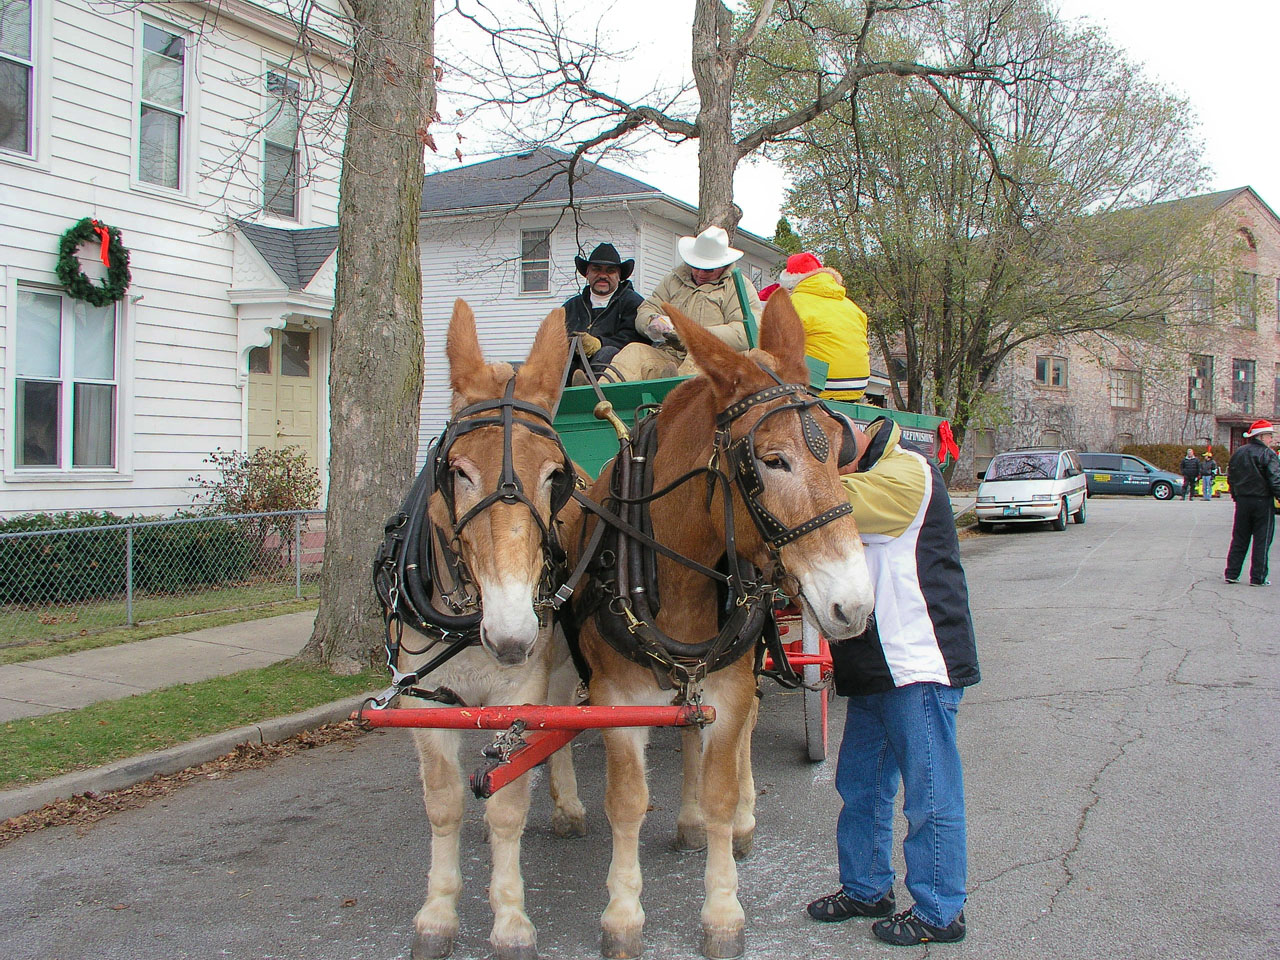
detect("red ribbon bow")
[937,421,960,465]
[89,219,111,266]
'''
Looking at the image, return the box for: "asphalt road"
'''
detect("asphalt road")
[2,496,1276,960]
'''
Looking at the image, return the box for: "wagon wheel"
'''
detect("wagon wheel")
[801,614,829,762]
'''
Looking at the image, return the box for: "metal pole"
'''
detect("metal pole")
[294,514,302,598]
[125,525,134,626]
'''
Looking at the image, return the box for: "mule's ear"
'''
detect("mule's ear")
[757,289,810,384]
[668,303,755,402]
[447,299,496,408]
[517,308,570,411]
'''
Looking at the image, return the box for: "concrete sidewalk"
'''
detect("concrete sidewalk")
[0,611,318,723]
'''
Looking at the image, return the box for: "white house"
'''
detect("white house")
[1,0,352,518]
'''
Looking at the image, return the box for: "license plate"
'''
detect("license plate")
[1002,506,1021,517]
[1094,474,1110,482]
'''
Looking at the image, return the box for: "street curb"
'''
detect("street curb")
[0,693,375,823]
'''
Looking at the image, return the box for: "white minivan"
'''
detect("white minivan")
[975,448,1089,532]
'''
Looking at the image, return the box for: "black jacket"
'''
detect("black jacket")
[1199,457,1218,478]
[1226,439,1280,500]
[561,281,645,367]
[1180,456,1201,479]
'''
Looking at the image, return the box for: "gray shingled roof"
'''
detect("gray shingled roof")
[420,147,663,213]
[236,221,339,290]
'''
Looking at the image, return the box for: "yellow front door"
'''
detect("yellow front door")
[247,327,318,470]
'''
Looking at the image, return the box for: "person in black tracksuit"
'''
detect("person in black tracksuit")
[561,243,646,383]
[1224,421,1280,586]
[1179,448,1201,500]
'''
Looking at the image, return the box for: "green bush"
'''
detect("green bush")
[0,511,254,606]
[1120,443,1229,474]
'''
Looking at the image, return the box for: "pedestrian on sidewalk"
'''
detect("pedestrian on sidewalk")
[1180,447,1201,500]
[805,416,980,947]
[1199,449,1219,502]
[1224,420,1280,586]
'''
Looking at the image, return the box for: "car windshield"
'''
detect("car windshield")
[986,453,1058,480]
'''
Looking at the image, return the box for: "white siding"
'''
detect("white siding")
[0,0,348,518]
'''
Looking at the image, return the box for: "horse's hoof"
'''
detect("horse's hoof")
[732,829,754,861]
[411,931,455,960]
[601,927,643,959]
[493,941,537,960]
[674,823,707,852]
[552,809,587,838]
[701,926,745,960]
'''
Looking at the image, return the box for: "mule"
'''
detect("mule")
[569,292,876,959]
[399,300,586,960]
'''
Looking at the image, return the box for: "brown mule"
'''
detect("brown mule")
[403,300,586,960]
[568,291,875,959]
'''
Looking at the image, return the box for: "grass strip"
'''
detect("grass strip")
[0,662,380,790]
[0,599,319,667]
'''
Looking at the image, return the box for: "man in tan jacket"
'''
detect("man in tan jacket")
[607,226,763,381]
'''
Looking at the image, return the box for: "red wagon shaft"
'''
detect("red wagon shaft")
[356,703,715,730]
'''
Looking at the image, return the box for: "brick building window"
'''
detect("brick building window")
[1188,354,1213,412]
[1035,355,1067,388]
[1234,271,1258,327]
[520,229,550,293]
[1275,278,1279,333]
[1231,358,1255,414]
[1190,274,1213,323]
[1040,429,1063,445]
[1274,363,1280,418]
[1109,369,1141,410]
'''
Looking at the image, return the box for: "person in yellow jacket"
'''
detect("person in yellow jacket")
[777,251,870,401]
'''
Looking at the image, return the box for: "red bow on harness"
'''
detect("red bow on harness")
[937,421,960,465]
[89,219,111,266]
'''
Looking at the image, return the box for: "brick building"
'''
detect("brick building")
[959,187,1280,480]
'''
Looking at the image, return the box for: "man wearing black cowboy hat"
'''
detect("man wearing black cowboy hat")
[562,243,647,385]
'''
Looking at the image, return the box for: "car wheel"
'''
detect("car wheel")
[1050,499,1067,531]
[1073,495,1087,524]
[1151,481,1174,501]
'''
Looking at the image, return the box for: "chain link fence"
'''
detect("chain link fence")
[0,510,325,646]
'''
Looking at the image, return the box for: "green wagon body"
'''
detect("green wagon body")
[554,378,947,478]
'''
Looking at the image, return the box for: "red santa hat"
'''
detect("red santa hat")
[1243,419,1274,438]
[758,282,781,301]
[778,251,825,289]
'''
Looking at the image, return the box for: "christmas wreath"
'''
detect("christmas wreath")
[56,217,131,306]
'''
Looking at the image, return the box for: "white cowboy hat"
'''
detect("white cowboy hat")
[677,226,744,270]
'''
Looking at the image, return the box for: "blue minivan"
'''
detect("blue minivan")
[1077,453,1186,500]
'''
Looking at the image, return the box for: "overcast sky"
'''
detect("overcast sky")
[430,2,1277,242]
[579,1,1280,239]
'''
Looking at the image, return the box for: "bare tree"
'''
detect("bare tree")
[440,0,1013,234]
[301,0,436,672]
[763,0,1220,449]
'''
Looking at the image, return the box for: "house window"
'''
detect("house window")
[1109,369,1141,410]
[1231,358,1255,414]
[889,356,908,383]
[264,70,301,218]
[1234,271,1257,328]
[1190,274,1213,323]
[138,21,186,189]
[0,0,33,156]
[1035,355,1067,388]
[1188,354,1213,412]
[520,228,550,293]
[14,288,118,469]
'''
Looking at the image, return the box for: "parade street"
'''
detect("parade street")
[1,496,1276,960]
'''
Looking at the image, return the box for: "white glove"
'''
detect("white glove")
[646,316,675,342]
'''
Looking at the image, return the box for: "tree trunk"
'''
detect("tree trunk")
[301,0,434,673]
[692,0,740,234]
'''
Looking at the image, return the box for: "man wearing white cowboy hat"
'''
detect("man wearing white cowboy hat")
[627,225,763,378]
[1223,419,1280,586]
[561,242,648,385]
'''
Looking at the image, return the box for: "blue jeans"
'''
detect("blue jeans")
[1202,478,1213,501]
[835,682,967,928]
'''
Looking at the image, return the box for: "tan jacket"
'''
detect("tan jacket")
[635,264,763,354]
